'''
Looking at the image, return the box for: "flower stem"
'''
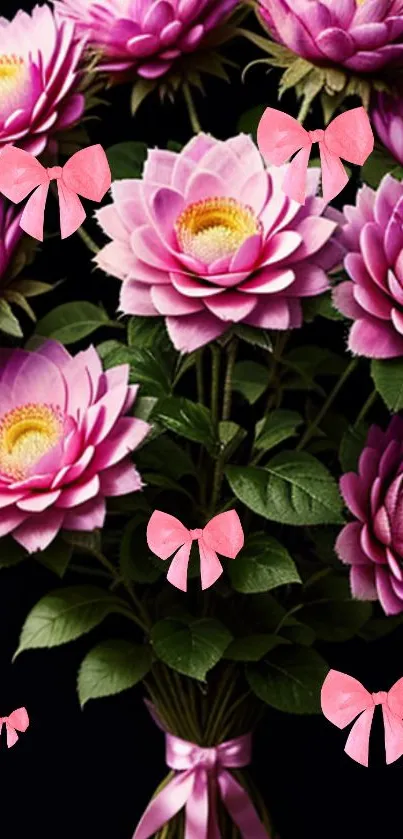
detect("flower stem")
[354,389,377,427]
[196,349,204,404]
[210,344,221,427]
[222,338,238,422]
[297,358,358,450]
[77,225,100,254]
[183,82,202,134]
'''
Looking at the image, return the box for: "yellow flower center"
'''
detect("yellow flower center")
[0,55,27,102]
[0,403,64,480]
[175,197,261,265]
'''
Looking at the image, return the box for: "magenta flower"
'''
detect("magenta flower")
[336,416,403,616]
[0,340,150,553]
[95,134,342,353]
[259,0,403,73]
[334,174,403,358]
[0,199,23,281]
[371,90,403,166]
[0,4,86,156]
[53,0,238,81]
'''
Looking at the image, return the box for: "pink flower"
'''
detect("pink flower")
[53,0,238,81]
[95,134,342,353]
[371,90,403,166]
[259,0,403,74]
[0,199,23,281]
[0,340,150,553]
[336,416,403,616]
[0,4,86,156]
[334,174,403,358]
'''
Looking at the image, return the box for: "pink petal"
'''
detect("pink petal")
[204,291,257,322]
[262,231,302,265]
[17,490,61,513]
[348,318,403,358]
[292,217,337,260]
[340,473,367,520]
[63,497,106,532]
[56,475,100,509]
[120,281,160,315]
[350,566,378,600]
[166,312,226,352]
[100,461,144,495]
[151,285,204,315]
[335,522,368,565]
[12,509,65,553]
[240,268,295,294]
[376,566,403,615]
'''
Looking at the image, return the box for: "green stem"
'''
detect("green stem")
[210,344,221,427]
[222,338,238,421]
[183,82,202,134]
[354,389,377,427]
[196,349,204,404]
[94,549,150,632]
[297,358,358,450]
[77,225,100,254]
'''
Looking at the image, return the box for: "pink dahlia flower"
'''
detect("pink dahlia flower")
[0,4,86,156]
[259,0,403,73]
[336,416,403,616]
[371,91,403,166]
[334,174,403,358]
[53,0,238,81]
[95,134,342,353]
[0,340,150,553]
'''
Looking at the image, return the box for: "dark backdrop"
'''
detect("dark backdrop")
[1,2,402,838]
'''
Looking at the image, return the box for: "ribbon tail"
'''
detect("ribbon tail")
[185,768,211,839]
[5,724,18,749]
[319,142,348,203]
[281,145,311,204]
[382,705,403,765]
[344,707,375,767]
[217,770,271,839]
[198,538,223,591]
[167,542,192,591]
[20,183,50,242]
[57,179,86,239]
[133,770,195,839]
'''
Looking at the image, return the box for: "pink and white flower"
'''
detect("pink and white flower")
[0,340,150,553]
[0,4,86,156]
[95,134,343,353]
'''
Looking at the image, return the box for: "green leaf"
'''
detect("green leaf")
[15,586,125,655]
[232,361,269,404]
[12,279,53,298]
[237,105,265,140]
[226,451,344,526]
[233,324,272,351]
[78,640,152,706]
[300,575,372,642]
[225,634,287,661]
[63,530,102,556]
[127,316,168,350]
[280,619,315,647]
[36,302,110,345]
[303,291,344,322]
[283,345,347,382]
[254,410,303,452]
[361,144,403,189]
[359,614,403,641]
[151,618,232,680]
[229,533,301,593]
[247,646,328,714]
[106,142,148,179]
[371,358,403,412]
[36,538,73,577]
[218,421,246,454]
[133,396,159,423]
[120,517,162,583]
[339,422,369,472]
[0,537,26,568]
[102,345,173,397]
[0,299,23,337]
[137,436,196,479]
[154,397,217,453]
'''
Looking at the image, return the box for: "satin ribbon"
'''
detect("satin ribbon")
[133,706,271,839]
[257,106,373,204]
[0,144,111,241]
[0,707,29,748]
[146,510,244,591]
[321,669,403,766]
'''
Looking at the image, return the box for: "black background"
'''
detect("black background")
[1,2,402,837]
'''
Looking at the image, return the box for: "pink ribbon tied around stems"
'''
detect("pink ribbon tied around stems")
[146,510,244,591]
[133,706,271,839]
[0,144,111,241]
[321,670,403,766]
[257,106,374,204]
[0,707,29,748]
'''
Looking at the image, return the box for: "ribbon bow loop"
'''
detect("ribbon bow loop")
[147,510,244,592]
[0,144,111,241]
[0,707,29,748]
[321,670,403,766]
[257,106,373,205]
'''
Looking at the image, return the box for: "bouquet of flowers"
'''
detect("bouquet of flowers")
[1,2,403,837]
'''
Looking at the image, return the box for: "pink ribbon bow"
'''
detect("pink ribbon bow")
[133,704,271,839]
[146,510,244,591]
[257,106,373,204]
[321,670,403,766]
[0,144,111,241]
[0,707,29,748]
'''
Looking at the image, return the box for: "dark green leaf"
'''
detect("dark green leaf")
[229,533,301,593]
[127,316,168,350]
[300,575,372,641]
[151,618,232,680]
[303,292,344,322]
[361,144,403,189]
[371,358,403,412]
[78,640,152,706]
[237,105,265,139]
[339,422,369,472]
[106,141,148,179]
[36,302,110,345]
[0,299,23,337]
[233,324,272,351]
[0,537,26,568]
[232,361,269,404]
[36,538,73,577]
[247,646,328,714]
[225,634,287,661]
[137,436,196,479]
[154,397,217,453]
[102,345,172,397]
[359,614,403,641]
[254,410,303,452]
[120,517,162,583]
